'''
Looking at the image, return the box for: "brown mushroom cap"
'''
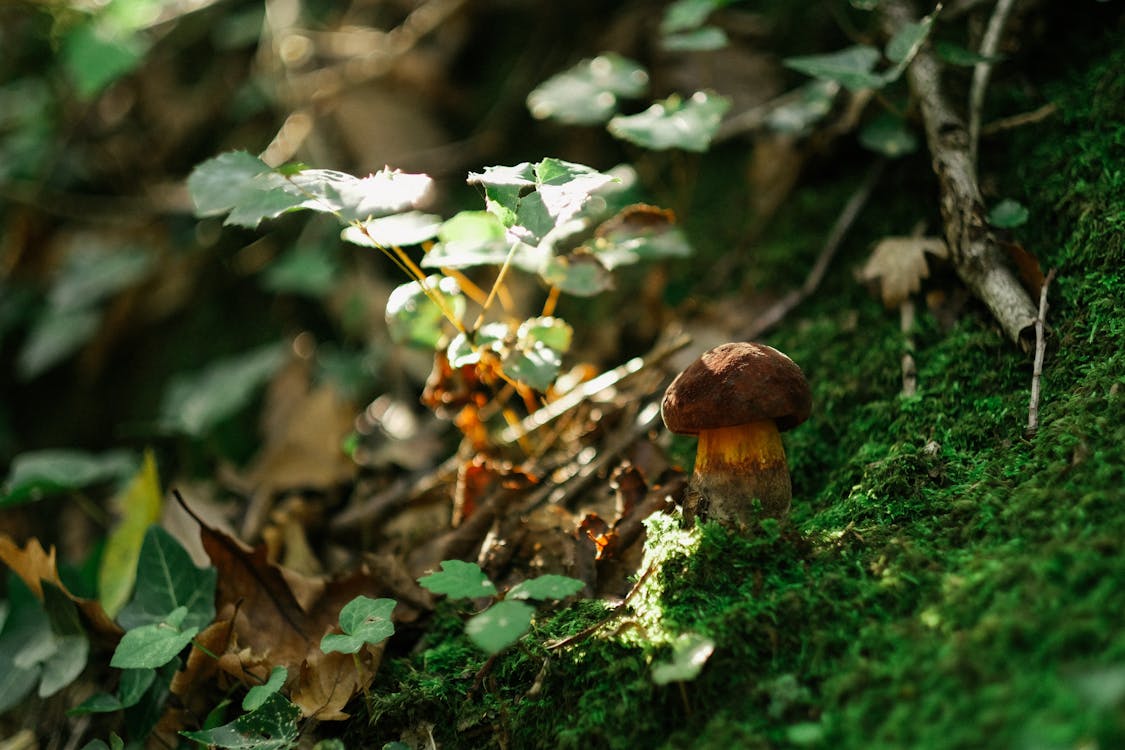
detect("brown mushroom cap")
[661,342,811,435]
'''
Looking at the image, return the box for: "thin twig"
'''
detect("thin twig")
[1026,268,1057,437]
[980,102,1058,137]
[969,0,1017,171]
[743,158,884,340]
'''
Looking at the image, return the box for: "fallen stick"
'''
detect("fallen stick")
[1026,268,1057,437]
[881,0,1039,349]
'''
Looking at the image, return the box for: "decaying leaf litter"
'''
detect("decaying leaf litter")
[0,0,1110,746]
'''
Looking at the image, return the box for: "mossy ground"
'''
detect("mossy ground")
[351,18,1125,750]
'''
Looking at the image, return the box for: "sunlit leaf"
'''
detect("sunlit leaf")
[501,344,562,392]
[158,343,286,437]
[385,275,466,349]
[608,91,730,152]
[423,211,541,271]
[188,151,275,217]
[342,211,442,248]
[98,450,163,618]
[517,317,572,353]
[651,633,715,684]
[2,449,138,506]
[110,606,198,669]
[446,323,509,368]
[181,693,300,750]
[290,168,433,222]
[464,600,534,655]
[417,560,497,599]
[527,53,649,125]
[783,45,884,92]
[507,575,584,601]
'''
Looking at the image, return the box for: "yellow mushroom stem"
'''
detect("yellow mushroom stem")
[686,420,792,528]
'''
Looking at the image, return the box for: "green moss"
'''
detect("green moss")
[351,19,1125,750]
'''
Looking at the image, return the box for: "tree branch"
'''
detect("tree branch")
[881,0,1038,349]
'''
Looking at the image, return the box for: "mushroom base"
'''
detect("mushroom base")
[683,421,791,530]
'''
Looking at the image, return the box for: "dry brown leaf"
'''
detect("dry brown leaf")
[858,236,949,308]
[175,501,396,720]
[0,534,122,640]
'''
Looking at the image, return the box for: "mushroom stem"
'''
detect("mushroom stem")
[685,421,792,528]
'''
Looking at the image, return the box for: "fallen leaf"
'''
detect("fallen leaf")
[858,236,949,308]
[0,535,122,640]
[98,450,163,618]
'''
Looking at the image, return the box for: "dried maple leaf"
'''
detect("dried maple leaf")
[0,534,122,640]
[858,236,949,308]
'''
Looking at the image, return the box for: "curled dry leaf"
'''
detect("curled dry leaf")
[857,236,949,308]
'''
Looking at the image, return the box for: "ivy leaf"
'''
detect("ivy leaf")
[116,525,217,632]
[608,91,730,152]
[384,275,466,349]
[527,53,648,125]
[517,317,572,353]
[660,0,726,34]
[465,600,534,655]
[319,596,396,655]
[2,449,137,507]
[882,8,938,83]
[243,666,287,712]
[988,199,1030,229]
[417,560,498,599]
[783,45,884,92]
[181,693,300,750]
[110,606,198,670]
[767,80,839,134]
[651,633,715,685]
[507,575,585,601]
[501,344,562,393]
[661,27,729,52]
[70,668,156,715]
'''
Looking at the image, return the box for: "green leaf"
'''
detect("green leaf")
[48,245,153,313]
[661,27,729,52]
[417,560,498,599]
[517,317,572,353]
[117,526,216,632]
[446,323,509,368]
[70,669,156,715]
[766,81,838,134]
[882,7,938,83]
[320,596,396,655]
[527,53,649,125]
[61,21,146,99]
[98,450,163,618]
[783,45,884,92]
[261,246,339,298]
[111,606,199,669]
[181,693,300,750]
[342,211,442,248]
[423,211,541,271]
[158,343,286,437]
[651,633,715,685]
[501,344,562,393]
[541,253,613,297]
[243,666,287,712]
[988,199,1029,229]
[2,449,138,506]
[384,275,466,349]
[464,600,534,655]
[507,575,585,601]
[16,307,101,381]
[39,633,89,697]
[661,0,726,34]
[934,40,1002,67]
[288,167,433,222]
[607,91,731,152]
[188,151,277,218]
[859,114,919,157]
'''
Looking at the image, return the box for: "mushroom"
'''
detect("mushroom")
[661,342,811,530]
